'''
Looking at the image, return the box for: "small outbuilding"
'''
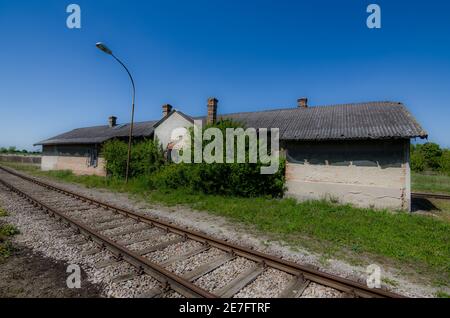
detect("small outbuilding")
[35,98,427,211]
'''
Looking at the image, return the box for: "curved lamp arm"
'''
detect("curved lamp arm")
[96,42,136,183]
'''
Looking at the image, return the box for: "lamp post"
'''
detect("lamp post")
[96,42,135,183]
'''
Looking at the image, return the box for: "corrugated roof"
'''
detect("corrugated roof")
[35,121,157,145]
[35,101,427,145]
[220,101,427,140]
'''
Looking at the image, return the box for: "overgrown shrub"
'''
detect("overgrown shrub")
[130,139,165,177]
[102,139,128,177]
[150,163,197,190]
[102,138,164,178]
[102,120,285,197]
[150,160,285,197]
[150,119,286,197]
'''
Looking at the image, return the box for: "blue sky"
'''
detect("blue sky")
[0,0,449,150]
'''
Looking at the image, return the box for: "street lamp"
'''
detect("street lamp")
[96,42,135,183]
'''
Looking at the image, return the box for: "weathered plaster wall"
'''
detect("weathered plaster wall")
[41,156,106,176]
[154,112,193,150]
[284,140,410,210]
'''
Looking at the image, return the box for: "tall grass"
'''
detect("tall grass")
[412,173,450,194]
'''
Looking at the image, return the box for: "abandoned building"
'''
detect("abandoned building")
[35,98,427,211]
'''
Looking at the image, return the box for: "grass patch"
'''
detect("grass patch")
[436,291,450,298]
[3,162,450,284]
[412,173,450,195]
[382,277,399,287]
[0,224,20,237]
[0,240,15,259]
[0,208,7,217]
[426,199,450,222]
[0,223,19,260]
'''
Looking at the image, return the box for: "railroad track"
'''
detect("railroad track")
[412,192,450,201]
[0,165,404,298]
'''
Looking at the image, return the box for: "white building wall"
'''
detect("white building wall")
[154,112,193,150]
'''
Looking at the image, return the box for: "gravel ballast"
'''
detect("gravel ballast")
[0,167,440,298]
[0,185,165,298]
[194,257,256,292]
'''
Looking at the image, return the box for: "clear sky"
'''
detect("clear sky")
[0,0,449,150]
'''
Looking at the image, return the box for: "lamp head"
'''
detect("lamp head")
[96,42,112,55]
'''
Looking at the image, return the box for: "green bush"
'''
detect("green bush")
[102,139,128,177]
[411,148,426,172]
[102,120,285,197]
[150,119,286,197]
[102,138,164,178]
[129,139,165,177]
[150,163,197,190]
[150,160,285,197]
[440,150,450,176]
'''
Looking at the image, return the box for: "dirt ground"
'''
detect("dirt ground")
[0,244,103,298]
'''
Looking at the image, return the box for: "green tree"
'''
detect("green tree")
[440,149,450,175]
[421,142,442,170]
[410,144,425,172]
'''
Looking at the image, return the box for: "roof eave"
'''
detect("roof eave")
[152,110,194,129]
[281,134,428,142]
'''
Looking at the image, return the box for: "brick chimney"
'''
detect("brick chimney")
[297,97,308,108]
[108,116,117,128]
[162,104,173,117]
[207,98,218,124]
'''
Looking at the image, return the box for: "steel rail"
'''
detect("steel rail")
[0,174,216,298]
[0,165,405,298]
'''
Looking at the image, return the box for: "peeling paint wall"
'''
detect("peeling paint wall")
[284,140,410,211]
[41,156,106,176]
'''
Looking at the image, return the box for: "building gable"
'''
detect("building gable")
[154,111,193,150]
